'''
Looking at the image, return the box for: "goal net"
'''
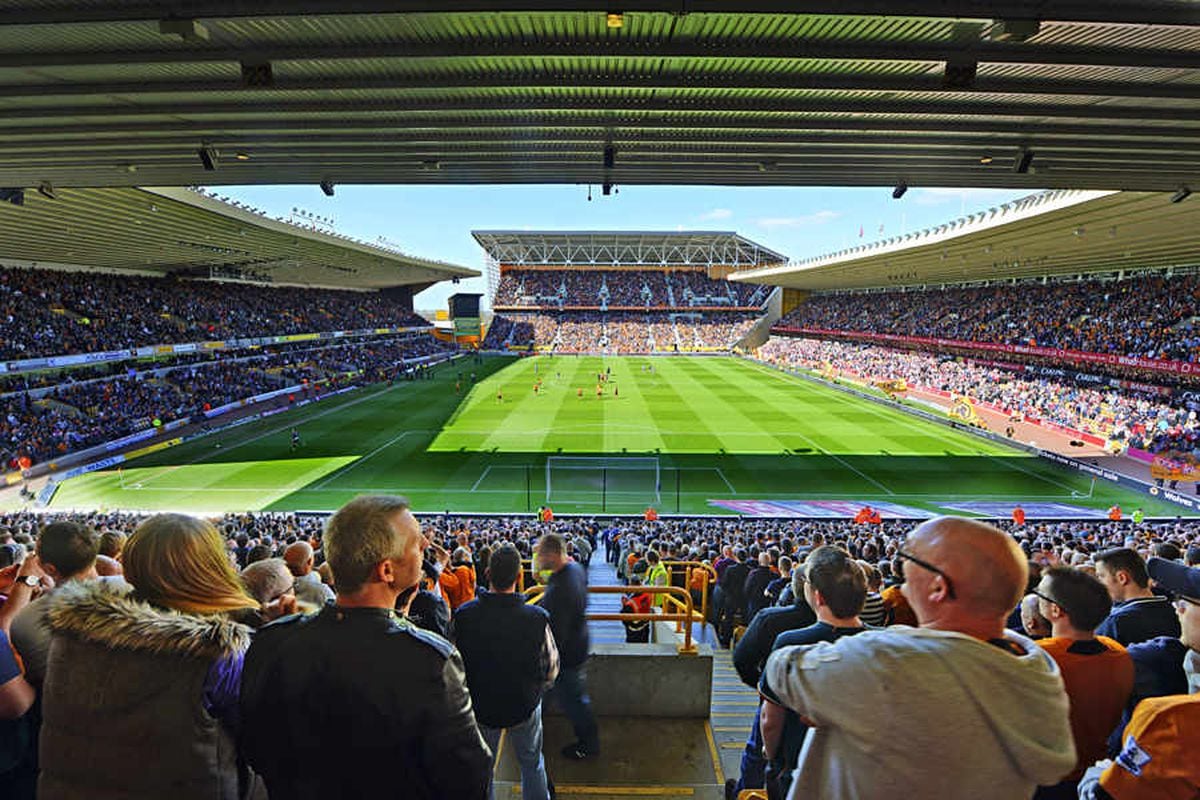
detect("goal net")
[545,456,661,506]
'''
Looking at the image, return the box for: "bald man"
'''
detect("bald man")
[283,541,334,608]
[760,517,1076,800]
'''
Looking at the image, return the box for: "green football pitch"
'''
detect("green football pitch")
[46,355,1181,517]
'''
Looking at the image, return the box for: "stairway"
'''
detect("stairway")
[490,555,761,798]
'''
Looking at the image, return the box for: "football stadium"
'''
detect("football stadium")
[1,5,1199,800]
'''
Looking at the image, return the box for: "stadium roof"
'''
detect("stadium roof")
[472,230,786,267]
[0,185,478,290]
[731,189,1200,291]
[0,3,1198,191]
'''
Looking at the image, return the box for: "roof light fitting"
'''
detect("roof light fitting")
[320,180,335,197]
[1171,186,1192,203]
[942,58,977,90]
[159,18,209,42]
[979,155,994,165]
[240,60,274,88]
[606,12,624,28]
[1013,147,1034,174]
[198,146,218,171]
[37,182,57,200]
[989,19,1041,43]
[892,183,908,199]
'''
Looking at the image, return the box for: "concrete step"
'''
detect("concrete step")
[492,715,727,800]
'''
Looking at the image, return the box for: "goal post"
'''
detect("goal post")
[545,456,661,507]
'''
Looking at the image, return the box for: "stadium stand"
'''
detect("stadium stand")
[0,266,428,360]
[774,271,1200,363]
[757,337,1199,456]
[1,334,454,467]
[479,232,780,355]
[0,508,1196,798]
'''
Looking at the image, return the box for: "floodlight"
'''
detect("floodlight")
[198,147,218,171]
[892,183,907,199]
[1171,186,1192,203]
[37,182,57,200]
[320,180,335,197]
[1013,147,1034,174]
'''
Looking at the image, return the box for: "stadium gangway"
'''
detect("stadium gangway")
[663,560,717,624]
[524,584,700,655]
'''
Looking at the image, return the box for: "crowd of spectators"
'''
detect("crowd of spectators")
[2,335,453,466]
[777,272,1200,363]
[757,336,1200,455]
[484,311,760,352]
[0,266,428,360]
[493,269,765,309]
[0,505,1197,798]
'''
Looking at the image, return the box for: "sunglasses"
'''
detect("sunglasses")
[897,548,956,600]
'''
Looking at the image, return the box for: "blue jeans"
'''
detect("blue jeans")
[736,703,766,792]
[481,704,550,800]
[551,665,599,752]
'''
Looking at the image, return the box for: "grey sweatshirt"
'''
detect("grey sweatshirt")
[762,625,1076,800]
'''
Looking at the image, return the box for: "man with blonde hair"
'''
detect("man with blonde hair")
[761,517,1075,799]
[241,495,491,799]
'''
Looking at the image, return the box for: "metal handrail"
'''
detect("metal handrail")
[524,584,699,655]
[663,560,717,622]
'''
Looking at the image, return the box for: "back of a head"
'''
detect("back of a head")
[37,520,99,579]
[806,545,867,618]
[536,533,566,560]
[1153,542,1182,562]
[124,513,257,615]
[1187,545,1200,568]
[1042,566,1112,633]
[324,495,412,594]
[914,516,1028,619]
[283,540,313,575]
[97,530,126,559]
[488,545,521,591]
[241,558,294,605]
[1095,547,1149,588]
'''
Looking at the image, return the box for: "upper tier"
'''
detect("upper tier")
[1,266,426,362]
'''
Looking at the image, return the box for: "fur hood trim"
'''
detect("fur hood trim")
[46,580,252,661]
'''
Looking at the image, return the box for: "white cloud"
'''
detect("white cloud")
[755,210,840,228]
[696,208,733,221]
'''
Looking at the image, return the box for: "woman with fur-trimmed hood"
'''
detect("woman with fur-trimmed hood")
[39,513,261,800]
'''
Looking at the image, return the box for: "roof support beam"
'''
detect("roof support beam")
[0,72,1195,101]
[2,1,1198,27]
[0,96,1192,123]
[2,40,1197,71]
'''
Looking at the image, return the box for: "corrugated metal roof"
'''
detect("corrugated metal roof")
[0,4,1193,190]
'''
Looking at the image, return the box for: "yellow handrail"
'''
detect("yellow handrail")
[664,560,717,623]
[524,584,699,655]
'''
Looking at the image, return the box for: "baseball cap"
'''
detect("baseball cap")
[1146,557,1200,600]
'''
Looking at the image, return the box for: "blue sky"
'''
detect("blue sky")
[216,184,1033,311]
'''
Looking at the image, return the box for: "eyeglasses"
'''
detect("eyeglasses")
[1030,588,1064,611]
[896,548,957,600]
[1169,593,1200,613]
